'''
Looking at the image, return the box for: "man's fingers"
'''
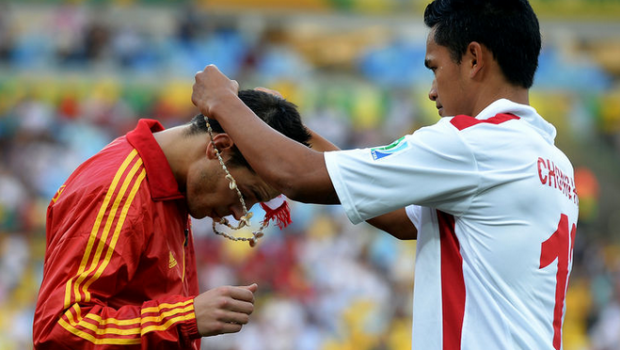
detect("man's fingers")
[194,284,258,337]
[192,64,233,88]
[219,309,252,325]
[224,285,256,302]
[199,64,220,74]
[242,283,258,293]
[191,64,240,116]
[218,297,255,315]
[218,322,243,334]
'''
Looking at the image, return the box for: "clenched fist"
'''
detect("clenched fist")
[193,283,258,337]
[192,64,239,119]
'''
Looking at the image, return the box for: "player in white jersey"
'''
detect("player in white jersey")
[190,0,579,349]
[325,98,578,349]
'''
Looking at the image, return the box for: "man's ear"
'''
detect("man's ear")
[206,133,235,159]
[465,41,486,79]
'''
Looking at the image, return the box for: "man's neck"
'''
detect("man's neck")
[153,126,204,191]
[471,82,529,117]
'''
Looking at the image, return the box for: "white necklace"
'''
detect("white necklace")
[204,116,266,247]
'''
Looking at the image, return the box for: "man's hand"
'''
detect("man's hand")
[193,283,258,337]
[192,64,240,119]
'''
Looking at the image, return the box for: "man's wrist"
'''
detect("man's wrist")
[207,91,243,121]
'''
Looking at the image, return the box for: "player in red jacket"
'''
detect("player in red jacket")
[34,90,311,349]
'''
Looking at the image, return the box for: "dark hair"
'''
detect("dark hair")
[187,89,311,171]
[424,0,541,89]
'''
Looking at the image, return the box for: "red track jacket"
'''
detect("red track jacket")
[34,119,201,349]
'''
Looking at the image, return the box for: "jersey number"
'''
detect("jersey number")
[539,214,576,350]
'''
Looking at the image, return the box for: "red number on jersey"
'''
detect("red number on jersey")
[539,214,577,350]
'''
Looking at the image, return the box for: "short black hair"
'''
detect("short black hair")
[187,89,311,171]
[424,0,541,88]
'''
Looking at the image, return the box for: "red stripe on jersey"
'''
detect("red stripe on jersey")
[438,210,465,350]
[450,113,520,131]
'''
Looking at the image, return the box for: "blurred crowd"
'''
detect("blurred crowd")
[1,2,619,350]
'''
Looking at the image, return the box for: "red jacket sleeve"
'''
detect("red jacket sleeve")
[34,157,200,349]
[44,296,200,350]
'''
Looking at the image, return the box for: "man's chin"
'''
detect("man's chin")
[188,206,223,221]
[187,208,208,220]
[204,210,222,222]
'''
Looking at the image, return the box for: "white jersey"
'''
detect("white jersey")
[324,99,579,350]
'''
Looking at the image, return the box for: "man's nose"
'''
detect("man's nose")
[428,80,438,101]
[230,206,244,221]
[230,201,256,221]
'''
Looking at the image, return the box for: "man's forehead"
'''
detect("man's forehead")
[426,26,438,45]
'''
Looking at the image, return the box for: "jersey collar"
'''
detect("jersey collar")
[476,99,557,144]
[126,119,185,201]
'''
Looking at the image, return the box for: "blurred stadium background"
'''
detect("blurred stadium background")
[1,0,619,349]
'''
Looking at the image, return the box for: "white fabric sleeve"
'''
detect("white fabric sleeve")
[324,119,479,224]
[405,205,422,230]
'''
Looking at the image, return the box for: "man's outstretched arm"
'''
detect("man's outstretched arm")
[192,65,338,205]
[191,66,417,239]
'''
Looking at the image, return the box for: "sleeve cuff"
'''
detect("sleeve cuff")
[184,299,201,340]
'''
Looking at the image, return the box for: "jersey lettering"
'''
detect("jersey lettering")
[537,157,578,205]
